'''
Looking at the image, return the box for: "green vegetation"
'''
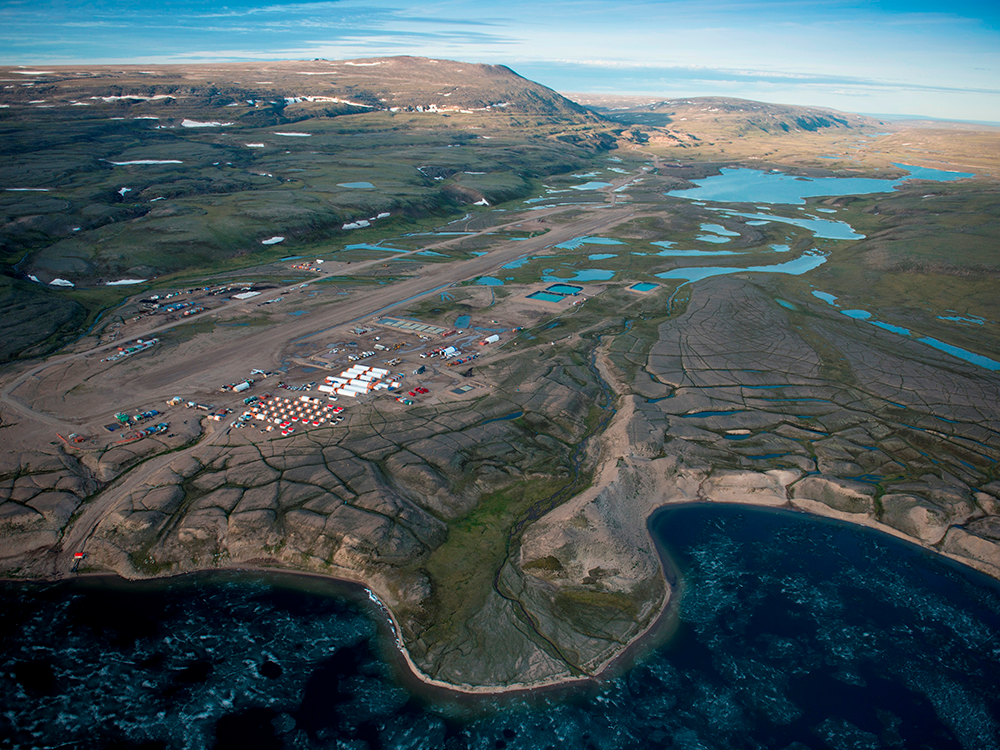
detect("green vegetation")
[0,62,619,363]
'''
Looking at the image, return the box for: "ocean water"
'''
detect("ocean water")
[2,505,999,748]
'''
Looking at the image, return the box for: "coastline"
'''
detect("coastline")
[3,492,999,701]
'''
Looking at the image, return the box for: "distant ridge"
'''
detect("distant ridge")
[567,94,883,135]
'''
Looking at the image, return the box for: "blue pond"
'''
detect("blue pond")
[588,253,618,260]
[700,223,740,237]
[337,181,374,189]
[454,315,470,328]
[545,284,583,295]
[475,276,504,286]
[501,258,529,269]
[345,244,406,253]
[554,236,625,250]
[655,252,827,284]
[481,410,524,424]
[570,181,612,190]
[655,246,740,258]
[2,505,999,749]
[668,164,973,205]
[718,210,863,240]
[631,282,658,292]
[812,290,840,306]
[939,315,985,326]
[542,269,614,283]
[527,291,566,303]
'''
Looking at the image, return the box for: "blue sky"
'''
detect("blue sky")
[1,0,998,121]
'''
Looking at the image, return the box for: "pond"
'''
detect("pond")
[655,252,827,284]
[527,291,566,303]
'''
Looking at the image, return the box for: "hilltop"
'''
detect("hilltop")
[0,56,592,120]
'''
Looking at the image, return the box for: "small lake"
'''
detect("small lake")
[655,252,827,284]
[668,164,974,205]
[337,182,374,189]
[3,505,998,749]
[475,276,504,286]
[570,181,612,191]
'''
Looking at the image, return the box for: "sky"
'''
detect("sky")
[1,0,998,122]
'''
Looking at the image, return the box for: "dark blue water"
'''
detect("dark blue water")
[2,505,999,749]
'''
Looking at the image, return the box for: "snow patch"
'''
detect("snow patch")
[181,119,232,128]
[245,143,265,148]
[273,132,311,137]
[109,160,183,165]
[91,95,173,102]
[50,278,75,287]
[261,236,285,245]
[105,279,148,286]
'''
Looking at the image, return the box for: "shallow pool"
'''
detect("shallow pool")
[527,291,566,303]
[631,282,659,292]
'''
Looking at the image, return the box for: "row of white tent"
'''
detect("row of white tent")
[317,364,400,398]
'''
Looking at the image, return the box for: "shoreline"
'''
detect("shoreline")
[3,495,999,702]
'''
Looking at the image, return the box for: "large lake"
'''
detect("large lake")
[3,505,998,749]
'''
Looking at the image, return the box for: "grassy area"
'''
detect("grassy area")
[417,477,565,642]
